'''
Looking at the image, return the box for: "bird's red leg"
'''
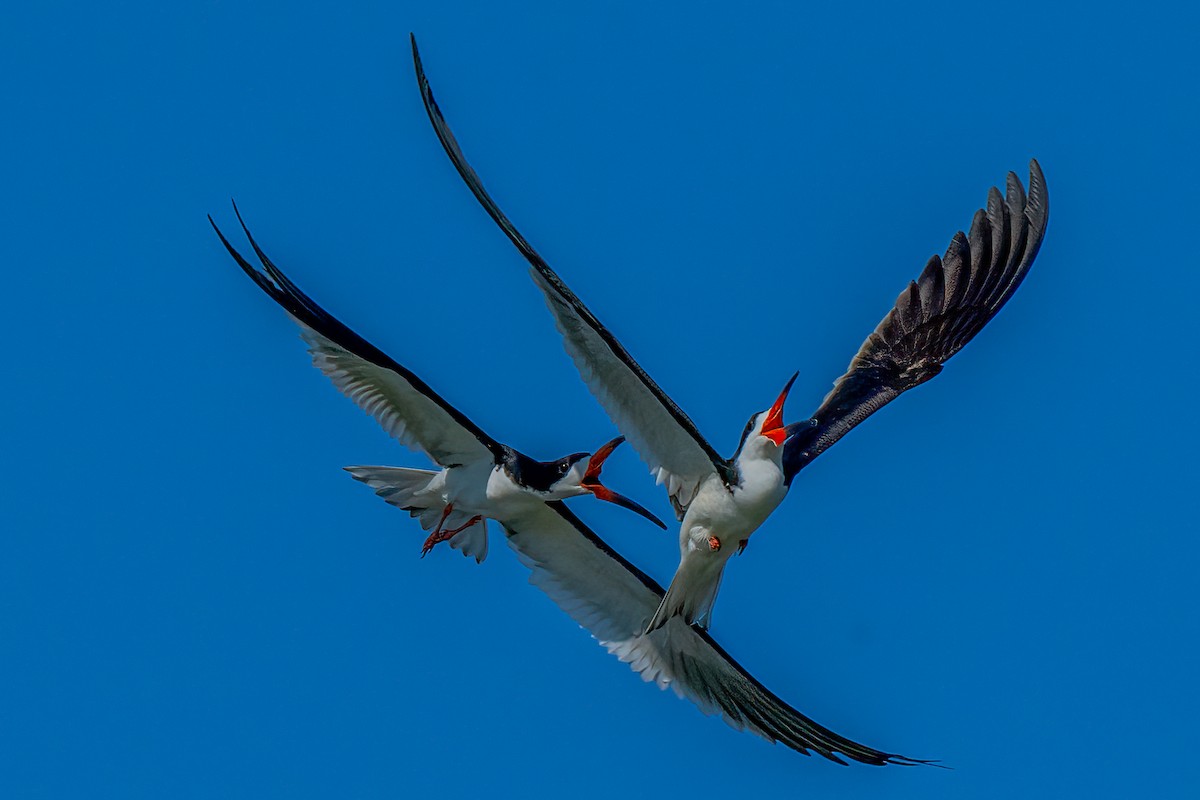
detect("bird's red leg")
[444,516,483,538]
[421,504,455,557]
[421,507,484,557]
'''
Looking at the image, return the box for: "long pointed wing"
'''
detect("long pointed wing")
[211,208,500,468]
[411,35,731,511]
[500,500,928,766]
[784,161,1048,481]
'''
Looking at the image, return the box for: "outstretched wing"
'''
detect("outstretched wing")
[211,208,500,468]
[784,161,1048,482]
[500,500,928,766]
[411,34,731,513]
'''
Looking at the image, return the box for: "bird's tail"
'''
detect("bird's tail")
[645,553,726,633]
[344,466,489,563]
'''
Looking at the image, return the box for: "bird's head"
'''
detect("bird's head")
[542,436,666,528]
[735,372,799,459]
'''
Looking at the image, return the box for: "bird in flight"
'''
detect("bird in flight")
[410,34,1048,631]
[209,205,926,767]
[209,206,664,564]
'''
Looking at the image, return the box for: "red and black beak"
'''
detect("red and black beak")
[761,372,798,446]
[581,436,667,529]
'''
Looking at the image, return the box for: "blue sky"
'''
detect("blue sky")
[2,1,1197,797]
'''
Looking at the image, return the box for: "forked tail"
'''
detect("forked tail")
[646,553,726,633]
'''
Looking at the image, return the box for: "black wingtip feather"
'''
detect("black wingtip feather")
[209,212,287,303]
[410,34,427,96]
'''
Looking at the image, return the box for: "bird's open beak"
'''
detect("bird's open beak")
[581,436,667,529]
[762,372,799,446]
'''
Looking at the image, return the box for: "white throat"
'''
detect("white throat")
[735,411,784,470]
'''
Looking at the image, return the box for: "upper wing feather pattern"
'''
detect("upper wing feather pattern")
[784,161,1047,480]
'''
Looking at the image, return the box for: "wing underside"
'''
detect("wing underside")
[501,500,928,766]
[211,209,499,468]
[411,34,730,512]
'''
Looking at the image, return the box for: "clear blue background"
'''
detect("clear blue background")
[3,2,1197,797]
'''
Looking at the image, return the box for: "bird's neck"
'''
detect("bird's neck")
[732,445,785,492]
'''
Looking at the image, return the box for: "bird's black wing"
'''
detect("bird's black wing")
[784,161,1048,482]
[411,34,734,512]
[211,208,502,467]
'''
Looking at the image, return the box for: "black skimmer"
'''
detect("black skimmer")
[411,35,1048,631]
[210,207,927,767]
[209,207,665,563]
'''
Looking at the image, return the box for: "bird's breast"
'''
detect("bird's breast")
[680,463,786,546]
